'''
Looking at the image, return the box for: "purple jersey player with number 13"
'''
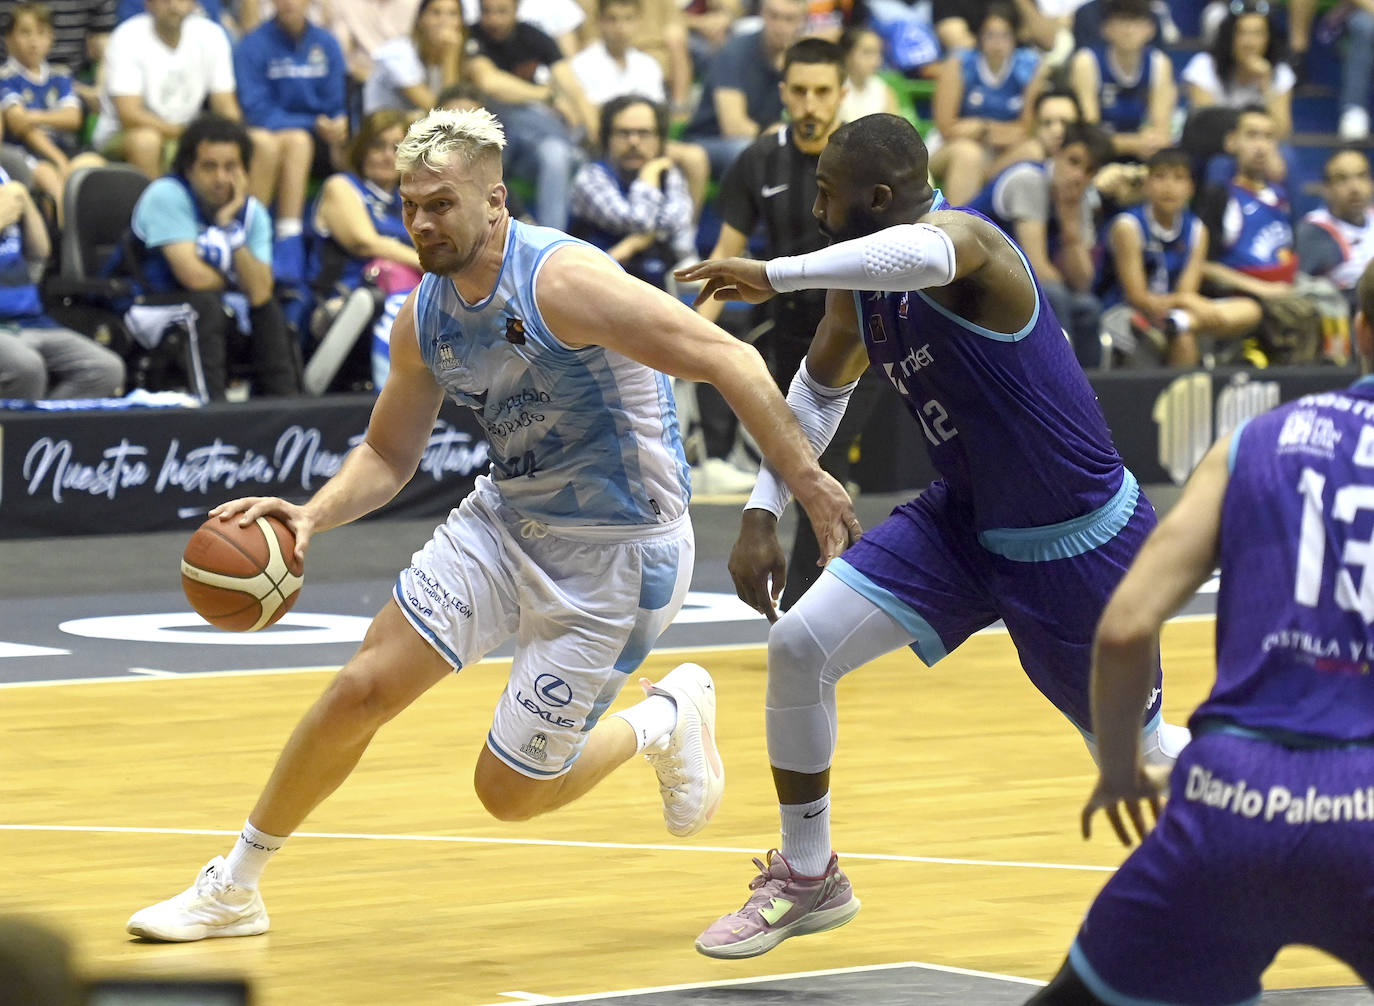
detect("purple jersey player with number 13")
[676,113,1190,959]
[1026,263,1374,1006]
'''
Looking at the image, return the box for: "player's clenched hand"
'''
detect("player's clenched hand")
[729,509,788,623]
[1081,764,1170,846]
[674,257,777,307]
[210,496,317,565]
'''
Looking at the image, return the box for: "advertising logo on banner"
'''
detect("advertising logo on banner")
[0,397,492,538]
[1152,372,1282,484]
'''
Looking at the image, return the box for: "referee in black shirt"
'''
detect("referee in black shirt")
[696,37,891,610]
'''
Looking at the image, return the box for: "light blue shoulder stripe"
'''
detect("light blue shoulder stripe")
[978,470,1139,562]
[913,216,1040,342]
[1226,418,1251,473]
[1068,942,1259,1006]
[824,559,948,665]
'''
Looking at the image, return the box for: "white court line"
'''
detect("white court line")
[474,961,1046,1006]
[0,823,1116,873]
[0,612,1217,691]
[124,667,178,678]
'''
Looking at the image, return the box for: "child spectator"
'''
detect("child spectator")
[1194,106,1296,297]
[362,0,465,116]
[930,1,1046,206]
[1100,146,1262,366]
[837,25,898,122]
[1067,0,1175,161]
[233,0,348,285]
[969,121,1113,367]
[1181,0,1292,180]
[0,2,105,221]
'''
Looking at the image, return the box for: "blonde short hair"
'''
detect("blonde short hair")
[396,107,506,175]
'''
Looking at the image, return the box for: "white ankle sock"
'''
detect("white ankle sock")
[612,694,677,753]
[274,218,302,240]
[779,795,832,876]
[224,820,288,889]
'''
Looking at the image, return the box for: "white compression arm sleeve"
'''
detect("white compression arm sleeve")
[746,360,858,517]
[765,222,957,293]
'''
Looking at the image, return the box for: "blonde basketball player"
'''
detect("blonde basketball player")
[126,108,860,942]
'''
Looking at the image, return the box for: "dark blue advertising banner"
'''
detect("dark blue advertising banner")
[0,366,1359,539]
[0,395,490,539]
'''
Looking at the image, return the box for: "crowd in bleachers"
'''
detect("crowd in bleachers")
[0,0,1368,407]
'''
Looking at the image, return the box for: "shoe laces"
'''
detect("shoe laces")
[195,863,233,898]
[744,851,790,900]
[518,518,549,540]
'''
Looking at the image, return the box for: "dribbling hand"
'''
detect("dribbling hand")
[209,496,316,566]
[1081,764,1171,846]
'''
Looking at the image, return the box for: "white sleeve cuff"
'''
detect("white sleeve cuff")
[765,222,957,293]
[745,360,858,517]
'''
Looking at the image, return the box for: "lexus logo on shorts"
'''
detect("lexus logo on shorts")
[534,674,573,707]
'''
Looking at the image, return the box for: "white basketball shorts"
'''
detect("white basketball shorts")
[394,477,694,779]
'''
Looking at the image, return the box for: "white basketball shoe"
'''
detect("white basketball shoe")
[126,856,269,942]
[643,662,725,837]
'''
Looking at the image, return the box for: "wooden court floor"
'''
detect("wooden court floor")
[1,619,1363,1005]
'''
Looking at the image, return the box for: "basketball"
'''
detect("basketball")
[180,515,305,631]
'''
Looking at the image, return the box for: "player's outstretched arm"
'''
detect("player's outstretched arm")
[215,290,445,561]
[1084,434,1231,846]
[537,245,861,564]
[677,219,974,303]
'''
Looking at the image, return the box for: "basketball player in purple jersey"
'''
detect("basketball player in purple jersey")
[675,113,1189,959]
[1026,267,1374,1005]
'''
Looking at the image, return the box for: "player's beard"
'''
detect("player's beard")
[820,206,882,244]
[794,117,824,142]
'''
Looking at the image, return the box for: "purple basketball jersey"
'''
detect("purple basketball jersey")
[856,196,1127,533]
[1196,377,1374,743]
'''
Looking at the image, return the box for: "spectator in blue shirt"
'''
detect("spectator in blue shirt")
[234,0,348,285]
[0,164,125,400]
[122,114,300,400]
[0,3,106,222]
[930,0,1045,206]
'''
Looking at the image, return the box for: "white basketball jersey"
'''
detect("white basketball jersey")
[412,220,689,528]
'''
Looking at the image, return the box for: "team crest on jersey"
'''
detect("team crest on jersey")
[436,342,457,369]
[520,732,549,763]
[504,317,527,345]
[868,313,888,343]
[898,292,909,319]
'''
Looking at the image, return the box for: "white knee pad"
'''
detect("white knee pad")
[763,570,917,774]
[765,608,838,775]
